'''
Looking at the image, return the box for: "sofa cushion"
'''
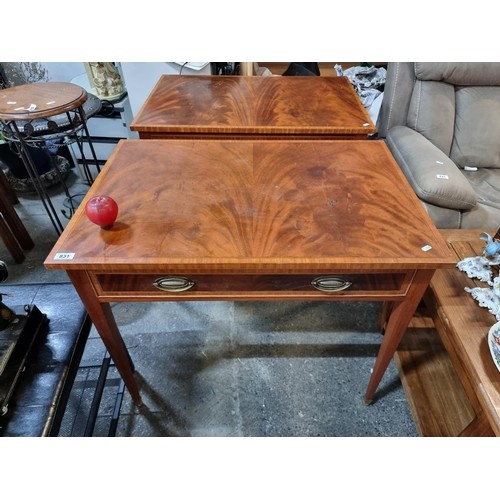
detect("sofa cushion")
[450,86,500,169]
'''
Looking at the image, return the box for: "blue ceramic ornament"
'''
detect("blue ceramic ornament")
[480,232,500,257]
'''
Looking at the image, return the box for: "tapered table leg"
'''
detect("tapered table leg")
[67,270,143,406]
[364,269,435,404]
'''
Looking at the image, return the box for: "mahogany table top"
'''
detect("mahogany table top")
[130,75,376,138]
[45,139,454,274]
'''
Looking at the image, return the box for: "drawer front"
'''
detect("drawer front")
[90,272,414,300]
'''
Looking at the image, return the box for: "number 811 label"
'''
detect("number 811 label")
[54,252,75,260]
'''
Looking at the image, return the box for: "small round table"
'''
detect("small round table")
[0,82,101,234]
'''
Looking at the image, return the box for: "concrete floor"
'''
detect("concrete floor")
[1,162,418,437]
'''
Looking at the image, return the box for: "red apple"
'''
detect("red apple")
[85,195,118,229]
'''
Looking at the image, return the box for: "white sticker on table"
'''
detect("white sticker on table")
[54,252,75,260]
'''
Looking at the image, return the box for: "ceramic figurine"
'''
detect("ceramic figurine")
[480,232,500,258]
[458,232,500,321]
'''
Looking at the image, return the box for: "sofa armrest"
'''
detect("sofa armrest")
[386,126,477,210]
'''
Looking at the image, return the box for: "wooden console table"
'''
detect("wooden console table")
[130,75,376,140]
[44,139,454,408]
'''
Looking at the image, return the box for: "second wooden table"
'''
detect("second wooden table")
[130,75,376,140]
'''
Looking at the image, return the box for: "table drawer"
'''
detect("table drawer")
[90,272,414,300]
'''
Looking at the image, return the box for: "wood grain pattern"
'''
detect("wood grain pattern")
[45,140,455,273]
[44,139,456,406]
[0,82,87,120]
[395,314,477,436]
[130,76,376,138]
[89,271,413,302]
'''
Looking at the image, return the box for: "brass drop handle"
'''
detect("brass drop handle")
[311,276,352,292]
[153,276,195,292]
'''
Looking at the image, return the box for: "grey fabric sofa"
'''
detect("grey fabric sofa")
[376,62,500,229]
